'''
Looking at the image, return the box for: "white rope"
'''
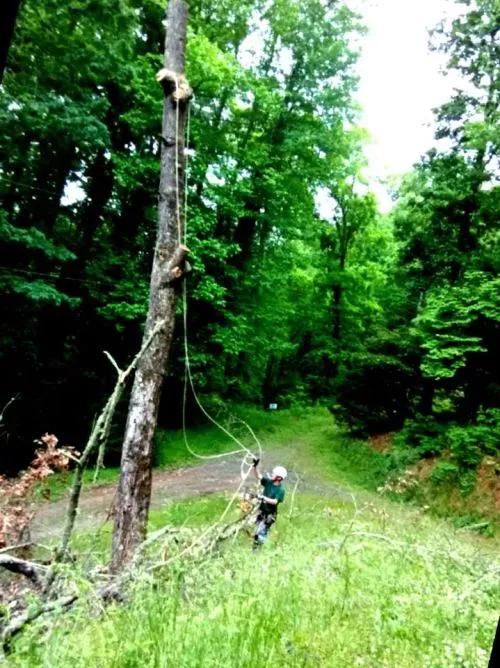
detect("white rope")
[143,70,268,577]
[182,282,256,461]
[172,77,261,469]
[183,96,191,247]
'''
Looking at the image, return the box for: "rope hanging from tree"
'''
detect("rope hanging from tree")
[169,73,262,493]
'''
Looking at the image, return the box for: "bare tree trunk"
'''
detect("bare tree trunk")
[332,252,346,342]
[110,0,190,572]
[332,283,342,341]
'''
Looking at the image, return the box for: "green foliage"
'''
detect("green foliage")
[431,0,499,160]
[415,272,500,380]
[453,514,494,537]
[0,217,75,262]
[448,428,485,468]
[429,461,460,486]
[393,416,447,457]
[12,492,499,666]
[447,409,500,468]
[329,0,500,480]
[11,278,81,306]
[330,353,413,434]
[459,469,477,498]
[385,444,421,474]
[0,0,499,504]
[1,0,371,471]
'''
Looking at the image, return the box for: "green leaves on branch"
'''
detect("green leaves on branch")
[415,273,500,379]
[0,218,75,262]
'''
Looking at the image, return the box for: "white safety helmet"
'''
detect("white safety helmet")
[271,466,287,480]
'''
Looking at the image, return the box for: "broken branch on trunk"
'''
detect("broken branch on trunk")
[159,243,191,285]
[156,68,192,102]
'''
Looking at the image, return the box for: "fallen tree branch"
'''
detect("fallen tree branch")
[287,474,301,519]
[149,468,254,573]
[2,594,78,650]
[0,555,46,586]
[0,543,31,555]
[61,321,166,557]
[135,526,192,556]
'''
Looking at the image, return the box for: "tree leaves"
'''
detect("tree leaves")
[0,218,75,262]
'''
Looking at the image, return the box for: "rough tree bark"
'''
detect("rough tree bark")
[110,0,190,572]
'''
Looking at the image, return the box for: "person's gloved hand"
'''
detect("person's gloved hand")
[252,457,260,467]
[257,494,264,501]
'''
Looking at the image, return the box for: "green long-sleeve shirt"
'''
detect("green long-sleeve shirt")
[260,476,285,515]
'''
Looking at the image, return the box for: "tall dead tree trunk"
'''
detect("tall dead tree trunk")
[110,0,190,572]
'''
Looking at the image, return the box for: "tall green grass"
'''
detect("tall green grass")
[12,408,500,665]
[12,492,499,667]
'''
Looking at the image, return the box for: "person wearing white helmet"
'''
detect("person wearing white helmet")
[251,458,287,549]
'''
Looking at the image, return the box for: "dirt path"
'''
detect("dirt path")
[30,448,349,541]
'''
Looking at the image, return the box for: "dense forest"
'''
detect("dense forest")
[1,0,499,484]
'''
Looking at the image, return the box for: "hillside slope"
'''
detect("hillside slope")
[12,409,500,666]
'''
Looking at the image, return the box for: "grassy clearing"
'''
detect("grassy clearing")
[154,404,330,468]
[13,489,499,667]
[12,407,500,665]
[277,407,499,534]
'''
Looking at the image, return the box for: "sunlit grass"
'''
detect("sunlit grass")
[14,406,500,665]
[13,490,499,667]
